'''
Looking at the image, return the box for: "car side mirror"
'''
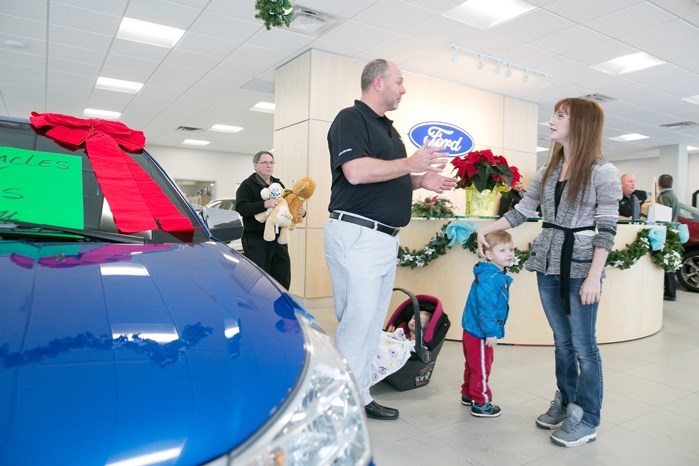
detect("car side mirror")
[201,207,243,243]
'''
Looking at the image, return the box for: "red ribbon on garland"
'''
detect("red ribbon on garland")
[30,112,194,239]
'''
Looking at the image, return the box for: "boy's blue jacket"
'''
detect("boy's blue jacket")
[462,261,513,339]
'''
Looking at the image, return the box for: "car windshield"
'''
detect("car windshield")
[679,203,699,221]
[0,119,208,244]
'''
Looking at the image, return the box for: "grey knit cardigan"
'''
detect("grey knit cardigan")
[504,158,621,279]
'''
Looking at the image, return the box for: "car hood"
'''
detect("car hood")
[0,241,306,465]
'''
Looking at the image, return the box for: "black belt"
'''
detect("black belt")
[329,212,400,237]
[542,222,595,314]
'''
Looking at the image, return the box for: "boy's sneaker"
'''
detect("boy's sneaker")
[536,391,566,429]
[461,396,472,406]
[550,403,597,447]
[471,402,501,418]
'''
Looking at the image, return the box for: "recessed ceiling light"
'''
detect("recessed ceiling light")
[209,124,243,133]
[250,102,275,113]
[592,52,665,75]
[3,39,27,49]
[182,139,210,146]
[84,108,121,119]
[682,95,699,105]
[609,133,649,142]
[536,146,549,152]
[117,17,185,48]
[96,77,144,94]
[687,145,698,152]
[443,0,536,28]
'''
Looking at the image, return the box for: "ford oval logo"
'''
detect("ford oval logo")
[407,121,474,156]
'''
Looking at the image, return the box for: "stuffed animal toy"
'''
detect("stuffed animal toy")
[255,182,284,223]
[263,198,293,244]
[283,176,316,230]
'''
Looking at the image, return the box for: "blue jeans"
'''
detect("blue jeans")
[537,272,603,427]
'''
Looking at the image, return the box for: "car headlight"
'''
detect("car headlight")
[205,312,373,466]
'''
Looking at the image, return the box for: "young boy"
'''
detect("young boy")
[461,230,514,417]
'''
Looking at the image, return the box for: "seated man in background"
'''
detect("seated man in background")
[497,179,526,217]
[618,173,648,219]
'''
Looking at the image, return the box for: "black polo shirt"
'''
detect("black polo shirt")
[327,100,412,227]
[618,189,648,217]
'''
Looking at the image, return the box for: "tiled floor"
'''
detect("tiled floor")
[308,288,699,466]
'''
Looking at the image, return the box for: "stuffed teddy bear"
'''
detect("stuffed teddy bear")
[254,182,284,223]
[282,176,316,230]
[263,198,293,244]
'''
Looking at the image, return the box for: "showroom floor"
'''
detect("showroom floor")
[310,288,699,466]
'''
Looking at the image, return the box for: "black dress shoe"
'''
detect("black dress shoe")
[664,295,676,301]
[364,401,399,420]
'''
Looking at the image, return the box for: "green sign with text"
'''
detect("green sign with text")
[0,146,84,228]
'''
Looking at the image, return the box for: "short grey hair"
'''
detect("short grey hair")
[253,150,274,164]
[360,59,389,92]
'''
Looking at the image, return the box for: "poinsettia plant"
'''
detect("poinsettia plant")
[450,149,521,192]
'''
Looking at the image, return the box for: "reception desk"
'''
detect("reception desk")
[390,219,664,345]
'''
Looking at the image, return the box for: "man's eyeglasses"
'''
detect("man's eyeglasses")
[256,161,275,166]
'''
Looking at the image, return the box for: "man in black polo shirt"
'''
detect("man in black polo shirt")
[618,173,648,219]
[324,58,456,420]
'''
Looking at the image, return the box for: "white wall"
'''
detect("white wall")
[146,144,253,199]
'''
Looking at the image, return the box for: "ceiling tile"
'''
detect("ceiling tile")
[584,2,676,38]
[544,0,641,23]
[49,2,121,35]
[353,0,436,34]
[189,11,261,42]
[123,0,200,29]
[0,13,47,41]
[491,9,575,43]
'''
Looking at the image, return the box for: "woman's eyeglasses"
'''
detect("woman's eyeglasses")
[256,161,275,166]
[551,111,569,121]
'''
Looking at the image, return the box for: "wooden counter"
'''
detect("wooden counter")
[390,218,664,345]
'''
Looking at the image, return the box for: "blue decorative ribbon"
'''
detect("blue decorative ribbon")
[445,220,477,247]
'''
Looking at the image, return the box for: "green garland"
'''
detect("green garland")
[397,221,683,273]
[254,0,294,30]
[411,196,456,218]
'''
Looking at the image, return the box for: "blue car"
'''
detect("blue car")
[0,115,372,465]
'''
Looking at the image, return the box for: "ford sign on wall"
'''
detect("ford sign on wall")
[407,121,474,157]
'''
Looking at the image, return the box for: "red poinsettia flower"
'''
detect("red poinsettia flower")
[450,149,519,192]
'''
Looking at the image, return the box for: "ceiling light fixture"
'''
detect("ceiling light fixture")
[443,0,537,29]
[209,124,243,133]
[609,133,649,142]
[182,139,210,146]
[682,95,699,105]
[117,17,185,48]
[96,77,143,94]
[250,102,275,113]
[592,52,665,75]
[450,43,551,84]
[84,108,121,119]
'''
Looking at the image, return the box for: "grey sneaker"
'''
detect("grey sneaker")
[536,391,566,429]
[550,403,597,447]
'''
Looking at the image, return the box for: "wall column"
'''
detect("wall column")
[658,144,688,201]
